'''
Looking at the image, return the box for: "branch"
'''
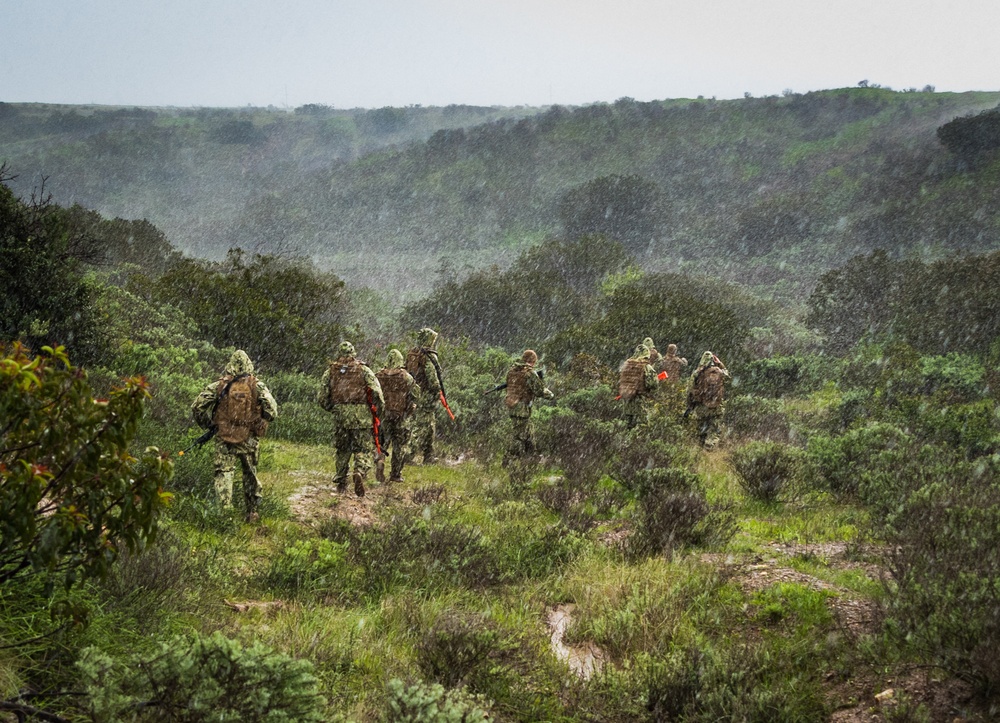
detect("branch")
[0,700,71,723]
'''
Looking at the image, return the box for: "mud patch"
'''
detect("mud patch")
[547,604,605,680]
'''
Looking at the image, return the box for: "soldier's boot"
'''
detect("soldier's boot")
[353,470,366,497]
[334,476,348,494]
[245,510,260,524]
[375,454,386,484]
[389,457,405,483]
[423,448,437,465]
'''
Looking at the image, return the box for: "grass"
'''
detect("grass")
[1,433,924,721]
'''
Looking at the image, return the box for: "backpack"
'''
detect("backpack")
[618,359,648,401]
[329,359,368,405]
[377,368,411,421]
[213,374,260,444]
[504,365,532,408]
[405,348,429,389]
[692,366,727,408]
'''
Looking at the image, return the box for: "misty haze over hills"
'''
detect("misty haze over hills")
[3,87,1000,301]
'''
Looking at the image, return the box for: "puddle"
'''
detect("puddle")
[547,604,604,680]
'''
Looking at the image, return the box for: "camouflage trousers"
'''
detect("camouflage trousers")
[622,397,651,429]
[503,415,537,486]
[213,438,261,513]
[694,404,726,449]
[333,426,374,486]
[379,417,411,480]
[410,402,437,462]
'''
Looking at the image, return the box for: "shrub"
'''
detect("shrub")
[416,612,501,689]
[725,394,792,442]
[804,422,911,498]
[729,441,803,503]
[263,537,351,597]
[0,344,172,599]
[538,408,618,485]
[382,678,490,723]
[76,631,327,722]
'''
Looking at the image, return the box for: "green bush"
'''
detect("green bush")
[416,611,502,689]
[263,537,351,597]
[804,422,911,498]
[538,407,618,485]
[76,631,327,722]
[725,394,793,442]
[382,678,490,722]
[730,441,803,503]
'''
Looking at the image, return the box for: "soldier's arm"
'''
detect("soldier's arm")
[257,381,278,420]
[317,368,334,412]
[191,383,220,429]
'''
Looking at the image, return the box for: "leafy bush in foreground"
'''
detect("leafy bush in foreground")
[730,441,804,503]
[77,631,327,722]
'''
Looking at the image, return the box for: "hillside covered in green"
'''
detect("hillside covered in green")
[3,88,1000,299]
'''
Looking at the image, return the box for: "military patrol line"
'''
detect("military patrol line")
[188,330,728,518]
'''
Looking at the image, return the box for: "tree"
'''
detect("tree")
[558,174,665,255]
[0,169,109,364]
[937,108,1000,163]
[0,344,172,595]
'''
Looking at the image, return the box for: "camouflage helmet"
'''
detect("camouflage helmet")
[643,337,655,350]
[417,327,439,349]
[386,348,404,368]
[667,343,678,355]
[521,349,538,366]
[224,349,254,376]
[337,341,356,358]
[699,351,715,367]
[633,344,650,361]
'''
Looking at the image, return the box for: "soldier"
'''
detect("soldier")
[375,348,418,483]
[191,349,277,523]
[686,351,731,449]
[406,327,444,463]
[318,341,384,496]
[502,349,553,484]
[643,337,661,365]
[618,343,658,428]
[657,343,688,386]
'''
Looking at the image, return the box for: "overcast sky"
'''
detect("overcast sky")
[3,0,998,109]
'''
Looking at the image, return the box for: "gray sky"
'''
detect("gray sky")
[3,0,998,109]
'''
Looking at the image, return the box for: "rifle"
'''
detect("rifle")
[427,350,456,420]
[178,373,244,456]
[179,425,217,455]
[483,382,507,396]
[366,387,385,483]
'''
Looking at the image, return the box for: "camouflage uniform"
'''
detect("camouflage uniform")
[191,350,278,521]
[318,342,384,496]
[657,343,688,386]
[643,337,661,365]
[376,349,418,483]
[406,328,443,463]
[502,349,554,485]
[618,344,658,428]
[688,351,730,449]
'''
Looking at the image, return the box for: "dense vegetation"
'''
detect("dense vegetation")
[3,89,1000,721]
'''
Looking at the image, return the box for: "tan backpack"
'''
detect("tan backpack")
[377,368,410,421]
[405,348,429,389]
[692,366,727,408]
[214,374,260,444]
[618,359,648,401]
[504,365,531,408]
[329,359,368,405]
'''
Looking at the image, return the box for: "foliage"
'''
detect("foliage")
[0,171,109,364]
[878,457,1000,693]
[148,248,347,373]
[0,344,172,596]
[558,174,665,255]
[937,106,1000,162]
[804,422,912,498]
[382,678,489,723]
[264,537,350,597]
[76,630,327,722]
[725,394,792,442]
[729,441,804,503]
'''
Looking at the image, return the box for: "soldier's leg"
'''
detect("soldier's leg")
[213,441,237,508]
[350,427,374,496]
[333,428,351,492]
[389,422,410,481]
[422,407,437,462]
[239,439,261,520]
[507,416,535,487]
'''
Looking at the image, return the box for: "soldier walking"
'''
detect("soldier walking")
[375,349,418,483]
[618,343,658,428]
[501,349,553,485]
[686,351,730,449]
[406,327,445,463]
[191,349,277,523]
[318,342,384,496]
[657,343,688,386]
